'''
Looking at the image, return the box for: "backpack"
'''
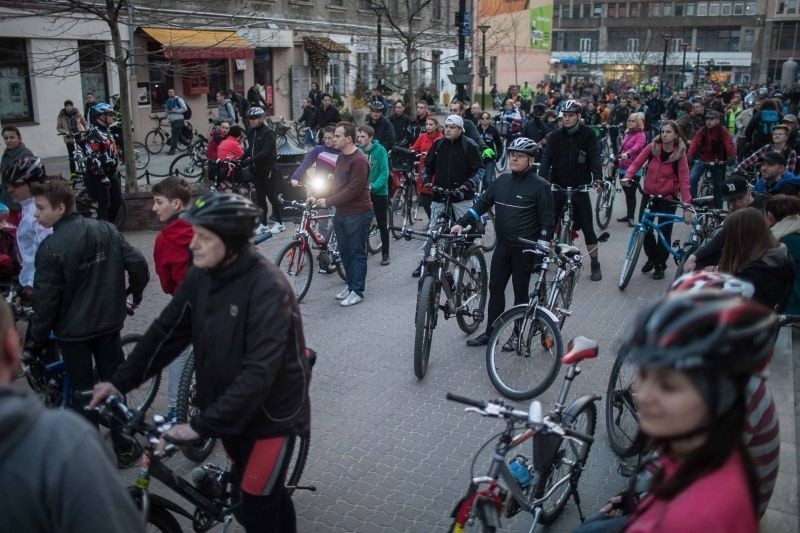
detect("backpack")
[759,109,780,136]
[181,98,193,120]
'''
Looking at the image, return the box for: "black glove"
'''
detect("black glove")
[126,287,143,306]
[449,189,465,202]
[22,340,46,363]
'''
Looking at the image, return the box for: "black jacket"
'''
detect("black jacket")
[389,114,411,146]
[246,124,278,175]
[424,135,484,203]
[538,124,602,186]
[30,213,149,343]
[366,115,396,152]
[310,105,340,130]
[111,246,311,439]
[459,167,554,247]
[738,245,795,311]
[522,117,552,143]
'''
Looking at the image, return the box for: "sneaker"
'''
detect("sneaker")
[616,216,630,223]
[269,223,286,234]
[116,446,142,469]
[411,262,423,278]
[255,223,270,235]
[652,268,666,280]
[641,261,655,273]
[381,252,390,266]
[340,292,363,306]
[466,332,490,347]
[590,263,602,281]
[335,287,351,300]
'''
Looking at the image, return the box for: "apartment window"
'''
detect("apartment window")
[675,3,684,14]
[630,2,640,16]
[432,0,442,19]
[582,3,592,16]
[328,0,344,6]
[651,3,662,15]
[329,62,343,96]
[593,5,603,16]
[745,1,755,14]
[709,3,720,15]
[580,38,593,52]
[741,28,754,50]
[608,3,617,16]
[696,28,740,51]
[697,2,708,14]
[78,41,109,105]
[563,4,572,17]
[686,2,696,14]
[359,0,372,8]
[733,2,743,13]
[664,2,673,15]
[721,2,732,14]
[489,56,497,85]
[619,2,628,16]
[0,38,33,122]
[627,38,639,52]
[572,4,581,17]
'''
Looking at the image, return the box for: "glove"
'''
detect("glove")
[22,340,46,363]
[126,287,143,306]
[481,147,496,160]
[449,189,465,202]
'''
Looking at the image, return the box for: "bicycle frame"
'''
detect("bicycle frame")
[634,209,687,263]
[551,184,591,245]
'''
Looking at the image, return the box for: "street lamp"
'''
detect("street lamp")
[681,42,691,88]
[478,24,490,109]
[375,5,386,90]
[695,48,702,88]
[661,33,672,96]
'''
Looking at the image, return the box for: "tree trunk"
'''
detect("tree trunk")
[108,12,138,192]
[405,43,414,110]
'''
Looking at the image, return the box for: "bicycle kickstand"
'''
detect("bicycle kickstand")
[570,472,587,523]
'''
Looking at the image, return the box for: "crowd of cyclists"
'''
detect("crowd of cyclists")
[1,76,799,532]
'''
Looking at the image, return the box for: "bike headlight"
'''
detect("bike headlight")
[308,174,329,195]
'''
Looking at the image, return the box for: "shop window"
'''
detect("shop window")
[147,41,174,111]
[0,38,33,122]
[627,38,639,52]
[78,41,109,104]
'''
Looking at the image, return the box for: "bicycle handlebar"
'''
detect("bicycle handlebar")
[778,314,800,327]
[388,225,482,241]
[550,183,592,193]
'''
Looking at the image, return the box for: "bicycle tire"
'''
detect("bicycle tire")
[175,350,217,463]
[414,275,437,379]
[486,306,563,400]
[699,174,714,198]
[325,227,347,282]
[113,196,128,230]
[455,246,488,334]
[558,212,573,246]
[549,271,576,330]
[132,142,150,170]
[275,240,314,302]
[537,401,597,524]
[286,430,310,495]
[390,187,405,239]
[144,129,166,155]
[594,183,614,230]
[605,351,641,458]
[368,218,382,255]
[120,334,159,413]
[144,503,182,533]
[169,153,203,180]
[673,243,699,280]
[618,229,644,291]
[479,209,497,252]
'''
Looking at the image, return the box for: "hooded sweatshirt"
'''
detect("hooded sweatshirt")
[771,215,800,313]
[154,213,194,294]
[0,388,144,532]
[737,244,795,311]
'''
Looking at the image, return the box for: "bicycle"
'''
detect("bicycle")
[174,347,217,463]
[388,147,422,239]
[594,152,618,230]
[169,133,209,181]
[447,335,599,532]
[274,195,346,302]
[94,395,313,533]
[212,159,258,205]
[694,160,728,203]
[551,183,592,246]
[273,117,306,152]
[145,115,192,155]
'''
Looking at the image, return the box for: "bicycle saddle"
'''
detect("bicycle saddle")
[692,196,715,207]
[555,243,581,259]
[561,336,598,365]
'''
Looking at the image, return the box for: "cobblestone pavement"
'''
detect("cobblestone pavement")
[37,190,798,531]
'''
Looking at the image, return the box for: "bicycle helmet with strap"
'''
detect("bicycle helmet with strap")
[507,137,540,156]
[91,102,114,115]
[560,100,583,114]
[246,107,266,118]
[670,272,755,299]
[181,194,261,261]
[369,100,385,111]
[3,156,47,186]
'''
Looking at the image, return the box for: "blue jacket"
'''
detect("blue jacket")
[754,171,800,196]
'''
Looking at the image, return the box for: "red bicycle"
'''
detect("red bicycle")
[274,196,345,302]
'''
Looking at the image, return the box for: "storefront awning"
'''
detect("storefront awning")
[141,27,254,59]
[303,36,350,54]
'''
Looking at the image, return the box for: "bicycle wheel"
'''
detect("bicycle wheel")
[673,243,699,280]
[367,218,382,255]
[275,240,314,302]
[121,334,159,413]
[549,271,576,330]
[455,246,487,334]
[176,350,217,462]
[325,227,347,281]
[286,430,310,495]
[606,351,641,458]
[537,401,597,524]
[144,504,182,533]
[618,229,644,291]
[144,129,166,154]
[390,187,405,239]
[479,209,497,252]
[414,275,437,379]
[486,306,563,400]
[594,182,614,230]
[132,142,150,170]
[699,173,714,198]
[169,153,203,180]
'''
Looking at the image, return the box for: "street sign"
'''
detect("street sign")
[448,59,472,85]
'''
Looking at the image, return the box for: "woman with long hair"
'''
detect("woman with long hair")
[765,194,800,313]
[616,112,648,226]
[409,117,442,220]
[623,120,692,280]
[720,206,795,310]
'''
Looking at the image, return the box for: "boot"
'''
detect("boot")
[381,251,390,266]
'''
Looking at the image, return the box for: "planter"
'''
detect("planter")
[122,186,210,232]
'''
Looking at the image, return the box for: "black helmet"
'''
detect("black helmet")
[181,193,261,240]
[369,100,385,111]
[3,156,46,186]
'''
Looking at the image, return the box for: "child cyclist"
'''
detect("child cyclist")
[151,176,193,422]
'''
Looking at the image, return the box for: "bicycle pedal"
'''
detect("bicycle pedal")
[617,463,637,477]
[472,309,485,322]
[555,308,573,317]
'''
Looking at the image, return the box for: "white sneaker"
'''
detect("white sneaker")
[335,287,351,300]
[269,223,286,234]
[340,292,363,307]
[255,223,270,235]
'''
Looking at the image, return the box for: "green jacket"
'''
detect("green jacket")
[360,139,389,196]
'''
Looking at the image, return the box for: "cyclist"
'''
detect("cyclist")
[90,193,311,532]
[409,117,443,221]
[27,179,149,468]
[365,101,395,152]
[617,291,773,531]
[2,157,50,299]
[538,99,604,281]
[245,107,283,234]
[83,102,123,222]
[450,137,554,347]
[735,124,797,175]
[750,151,800,196]
[356,125,391,266]
[686,109,737,208]
[476,112,503,190]
[289,126,339,188]
[521,103,552,143]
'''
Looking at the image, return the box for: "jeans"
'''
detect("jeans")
[59,331,130,455]
[169,119,184,153]
[334,209,373,297]
[689,160,726,209]
[370,193,390,255]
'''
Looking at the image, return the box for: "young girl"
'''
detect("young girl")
[616,113,648,225]
[624,120,691,280]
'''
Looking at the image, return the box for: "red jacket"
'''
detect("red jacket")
[687,124,736,162]
[410,129,443,195]
[153,216,193,294]
[217,136,244,160]
[625,136,692,202]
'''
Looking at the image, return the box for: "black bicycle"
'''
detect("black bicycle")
[551,183,592,246]
[175,347,216,463]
